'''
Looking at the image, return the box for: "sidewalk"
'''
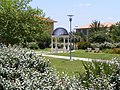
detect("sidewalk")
[35,51,114,64]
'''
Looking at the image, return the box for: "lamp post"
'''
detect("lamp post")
[67,15,74,60]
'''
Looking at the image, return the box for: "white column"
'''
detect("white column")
[51,37,53,52]
[55,37,58,53]
[67,37,69,51]
[63,37,66,52]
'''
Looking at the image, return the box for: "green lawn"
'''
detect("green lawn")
[51,50,120,60]
[38,49,120,76]
[46,57,85,76]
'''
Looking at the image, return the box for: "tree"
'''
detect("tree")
[73,31,86,42]
[35,31,51,49]
[0,0,49,46]
[89,20,110,43]
[111,22,120,42]
[90,33,110,43]
[89,20,101,33]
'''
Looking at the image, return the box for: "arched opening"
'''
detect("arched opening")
[51,27,69,53]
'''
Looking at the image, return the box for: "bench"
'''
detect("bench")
[85,48,92,52]
[94,48,100,53]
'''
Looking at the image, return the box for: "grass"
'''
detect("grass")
[34,48,51,52]
[45,57,85,76]
[36,48,120,76]
[42,49,120,76]
[51,50,120,60]
[41,48,51,51]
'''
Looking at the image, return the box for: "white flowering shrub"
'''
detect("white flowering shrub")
[0,44,58,90]
[91,42,116,49]
[80,60,120,90]
[0,44,119,90]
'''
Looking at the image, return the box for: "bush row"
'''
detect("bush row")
[91,42,120,50]
[77,42,120,50]
[104,48,120,54]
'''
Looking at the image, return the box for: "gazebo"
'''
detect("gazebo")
[51,27,69,53]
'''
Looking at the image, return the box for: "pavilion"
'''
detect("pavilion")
[51,27,70,53]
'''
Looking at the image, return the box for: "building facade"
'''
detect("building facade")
[75,22,115,41]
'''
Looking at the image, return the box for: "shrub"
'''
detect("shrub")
[115,43,120,48]
[91,42,116,50]
[104,48,120,54]
[28,42,39,49]
[77,42,91,50]
[103,49,113,54]
[101,42,116,49]
[0,44,120,90]
[112,48,120,54]
[79,60,120,90]
[0,44,58,90]
[0,44,84,90]
[37,32,51,49]
[91,43,101,49]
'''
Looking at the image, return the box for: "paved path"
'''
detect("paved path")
[35,51,115,64]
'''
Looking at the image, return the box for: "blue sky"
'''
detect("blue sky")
[30,0,120,32]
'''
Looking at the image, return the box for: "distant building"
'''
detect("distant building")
[76,22,115,36]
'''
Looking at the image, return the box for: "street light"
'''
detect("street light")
[67,15,74,60]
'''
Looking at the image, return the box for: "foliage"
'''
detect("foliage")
[111,48,120,54]
[89,21,120,43]
[91,42,116,50]
[28,42,39,49]
[104,48,120,54]
[36,31,51,49]
[77,42,91,50]
[90,33,111,43]
[80,60,120,90]
[111,23,120,42]
[73,31,86,42]
[0,44,58,90]
[103,49,114,54]
[89,20,111,43]
[0,0,51,47]
[89,20,101,33]
[0,44,120,90]
[115,42,120,48]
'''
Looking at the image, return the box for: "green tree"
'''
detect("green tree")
[89,20,101,33]
[89,20,110,43]
[73,31,86,42]
[90,32,110,43]
[111,22,120,42]
[35,31,51,49]
[0,0,49,46]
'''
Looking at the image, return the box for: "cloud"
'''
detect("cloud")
[79,3,84,6]
[86,3,92,6]
[79,3,92,7]
[107,17,113,20]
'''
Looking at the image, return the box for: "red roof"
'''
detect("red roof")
[102,22,115,27]
[34,15,57,23]
[77,22,115,29]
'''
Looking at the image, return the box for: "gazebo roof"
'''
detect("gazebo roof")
[52,27,68,36]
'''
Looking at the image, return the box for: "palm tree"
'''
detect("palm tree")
[90,20,101,33]
[89,20,109,43]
